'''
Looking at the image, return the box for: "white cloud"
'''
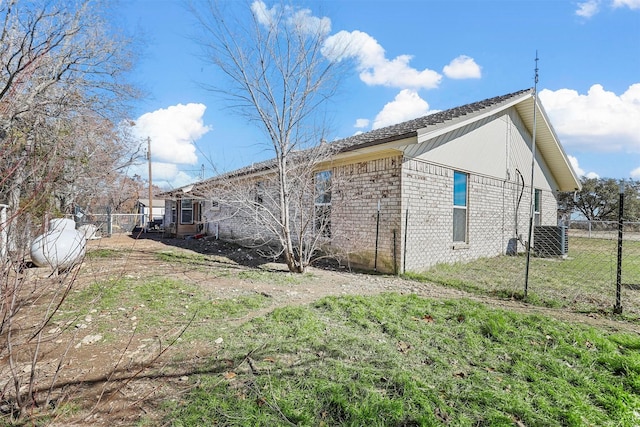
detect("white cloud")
[134,103,211,165]
[630,167,640,179]
[576,0,640,17]
[442,55,482,79]
[251,1,274,26]
[567,155,584,176]
[290,7,331,35]
[576,0,601,17]
[567,155,599,179]
[539,84,640,152]
[322,30,442,89]
[354,118,370,129]
[151,162,182,181]
[127,161,196,190]
[152,163,196,189]
[251,1,331,35]
[613,0,640,9]
[373,89,436,129]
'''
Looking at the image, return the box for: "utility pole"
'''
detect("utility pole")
[147,137,152,231]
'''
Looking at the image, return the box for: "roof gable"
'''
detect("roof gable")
[334,88,580,191]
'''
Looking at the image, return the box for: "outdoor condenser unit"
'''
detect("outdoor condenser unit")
[533,225,569,257]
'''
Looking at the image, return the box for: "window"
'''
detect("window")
[196,201,202,223]
[180,199,193,224]
[315,171,332,237]
[211,199,220,211]
[534,189,541,226]
[255,181,264,205]
[453,171,468,243]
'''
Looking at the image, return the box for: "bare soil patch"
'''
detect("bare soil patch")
[6,233,638,426]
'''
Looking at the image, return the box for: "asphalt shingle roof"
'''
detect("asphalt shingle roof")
[333,88,531,152]
[160,88,534,197]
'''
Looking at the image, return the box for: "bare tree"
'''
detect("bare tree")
[201,142,346,271]
[0,0,141,418]
[190,0,346,273]
[0,0,140,219]
[51,114,144,215]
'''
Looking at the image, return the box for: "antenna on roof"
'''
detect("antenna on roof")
[534,51,539,88]
[524,51,539,298]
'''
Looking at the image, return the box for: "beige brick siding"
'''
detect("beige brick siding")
[202,174,285,245]
[400,157,558,272]
[196,152,558,274]
[331,155,403,272]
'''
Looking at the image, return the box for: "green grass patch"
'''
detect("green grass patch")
[85,248,127,259]
[404,237,640,318]
[167,294,640,426]
[237,269,315,285]
[155,250,222,265]
[59,276,268,337]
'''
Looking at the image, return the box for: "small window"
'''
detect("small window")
[181,199,193,224]
[315,171,331,237]
[211,199,220,211]
[534,189,541,226]
[315,205,331,238]
[196,201,202,223]
[453,171,468,243]
[255,181,264,205]
[315,171,331,205]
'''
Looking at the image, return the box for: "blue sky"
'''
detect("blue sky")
[121,0,640,189]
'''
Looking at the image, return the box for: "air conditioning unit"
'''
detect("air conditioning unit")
[533,225,568,257]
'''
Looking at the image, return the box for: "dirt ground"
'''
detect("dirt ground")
[6,233,640,426]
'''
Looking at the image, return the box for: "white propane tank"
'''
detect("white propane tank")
[30,218,86,269]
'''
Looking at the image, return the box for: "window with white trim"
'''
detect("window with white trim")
[255,181,264,205]
[534,189,541,226]
[453,171,468,243]
[315,171,331,237]
[180,199,193,224]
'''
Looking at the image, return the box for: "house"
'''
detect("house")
[136,198,165,231]
[159,89,581,273]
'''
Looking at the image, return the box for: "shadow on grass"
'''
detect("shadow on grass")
[127,231,345,273]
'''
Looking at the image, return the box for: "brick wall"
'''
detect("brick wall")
[330,155,403,272]
[401,157,558,272]
[197,153,558,274]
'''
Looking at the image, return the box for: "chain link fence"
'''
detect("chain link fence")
[420,220,640,318]
[76,212,145,237]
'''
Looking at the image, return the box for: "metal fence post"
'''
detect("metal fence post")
[374,200,380,272]
[107,206,113,238]
[403,208,409,274]
[614,183,624,314]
